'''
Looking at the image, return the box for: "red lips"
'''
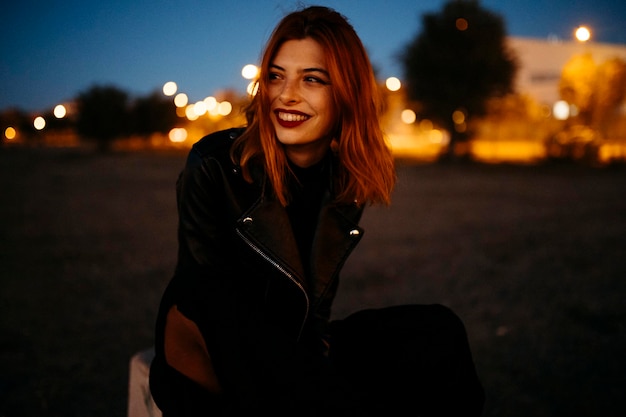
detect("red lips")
[274,110,309,128]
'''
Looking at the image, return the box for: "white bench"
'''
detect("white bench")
[127,347,162,417]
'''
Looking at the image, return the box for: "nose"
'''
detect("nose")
[279,79,300,104]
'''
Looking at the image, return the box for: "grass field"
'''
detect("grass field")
[1,146,625,417]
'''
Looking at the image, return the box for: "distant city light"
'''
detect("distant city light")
[34,116,46,130]
[241,64,259,80]
[452,110,466,124]
[185,105,199,120]
[193,101,207,116]
[163,81,178,96]
[218,101,232,116]
[247,81,259,96]
[456,18,468,31]
[419,119,433,131]
[429,129,446,145]
[401,109,416,124]
[4,127,17,140]
[54,104,66,118]
[169,127,187,143]
[553,100,570,120]
[174,93,188,108]
[385,77,401,91]
[575,26,591,42]
[203,96,218,111]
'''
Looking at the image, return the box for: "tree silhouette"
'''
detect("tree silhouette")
[129,91,178,138]
[401,0,517,161]
[76,85,130,150]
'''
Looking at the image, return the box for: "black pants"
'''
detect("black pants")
[329,304,484,416]
[152,304,484,417]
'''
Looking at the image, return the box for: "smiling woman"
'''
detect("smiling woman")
[148,5,484,417]
[268,38,335,167]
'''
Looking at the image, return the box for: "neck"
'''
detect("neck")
[284,138,332,168]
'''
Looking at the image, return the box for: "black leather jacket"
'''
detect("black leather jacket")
[152,127,365,412]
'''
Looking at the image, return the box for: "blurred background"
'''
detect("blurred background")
[2,0,626,165]
[1,1,626,417]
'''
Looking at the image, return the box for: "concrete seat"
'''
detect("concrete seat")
[127,347,162,417]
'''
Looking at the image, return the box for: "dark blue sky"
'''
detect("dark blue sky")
[2,0,625,113]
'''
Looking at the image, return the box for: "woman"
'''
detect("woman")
[150,5,484,416]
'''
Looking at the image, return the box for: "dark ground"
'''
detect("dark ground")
[0,146,625,417]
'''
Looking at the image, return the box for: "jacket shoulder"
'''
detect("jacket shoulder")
[190,127,245,160]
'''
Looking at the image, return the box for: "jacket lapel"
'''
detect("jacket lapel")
[236,195,307,286]
[309,196,364,302]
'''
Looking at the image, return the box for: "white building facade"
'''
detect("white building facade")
[508,37,626,108]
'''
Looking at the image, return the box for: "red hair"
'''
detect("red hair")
[232,6,395,206]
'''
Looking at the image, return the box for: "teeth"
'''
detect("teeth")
[278,112,308,122]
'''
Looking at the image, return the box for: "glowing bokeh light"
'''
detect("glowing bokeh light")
[419,119,433,131]
[218,101,232,116]
[208,104,220,117]
[385,77,401,92]
[452,110,465,124]
[203,96,217,111]
[553,100,570,120]
[193,101,207,116]
[456,18,468,31]
[185,105,199,120]
[429,129,444,144]
[34,116,46,130]
[163,81,178,96]
[174,93,188,108]
[241,64,259,80]
[175,107,186,118]
[575,26,591,42]
[5,127,17,140]
[169,127,187,143]
[247,81,259,96]
[54,104,66,118]
[401,109,416,124]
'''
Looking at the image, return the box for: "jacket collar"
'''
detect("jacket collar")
[235,179,364,295]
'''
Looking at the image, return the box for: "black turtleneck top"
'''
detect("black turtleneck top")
[285,157,329,279]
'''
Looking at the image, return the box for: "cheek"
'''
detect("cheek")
[315,93,334,115]
[266,87,279,104]
[321,97,337,126]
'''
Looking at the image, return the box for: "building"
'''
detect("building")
[508,36,626,108]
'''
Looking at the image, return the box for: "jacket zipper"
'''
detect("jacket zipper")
[236,228,309,340]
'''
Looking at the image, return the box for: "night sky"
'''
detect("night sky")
[2,0,625,113]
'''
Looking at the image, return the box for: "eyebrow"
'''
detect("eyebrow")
[270,64,330,77]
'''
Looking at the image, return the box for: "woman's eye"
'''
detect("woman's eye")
[305,76,328,85]
[269,72,283,81]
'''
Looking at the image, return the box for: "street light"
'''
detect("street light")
[241,64,259,80]
[385,77,401,92]
[575,26,591,42]
[163,81,177,96]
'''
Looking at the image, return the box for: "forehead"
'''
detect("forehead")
[272,38,327,68]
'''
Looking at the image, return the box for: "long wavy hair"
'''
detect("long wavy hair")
[231,5,395,207]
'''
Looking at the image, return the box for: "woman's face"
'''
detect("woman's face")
[268,38,336,167]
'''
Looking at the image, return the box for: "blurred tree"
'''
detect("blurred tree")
[559,53,596,125]
[560,54,626,136]
[401,0,517,161]
[76,85,130,150]
[42,108,75,132]
[595,57,626,132]
[129,91,178,138]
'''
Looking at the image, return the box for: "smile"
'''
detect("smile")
[275,110,310,127]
